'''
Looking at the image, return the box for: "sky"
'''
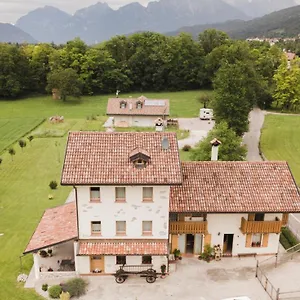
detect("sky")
[0,0,154,24]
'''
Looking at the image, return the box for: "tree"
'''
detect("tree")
[27,135,34,145]
[191,122,247,161]
[273,57,300,111]
[0,157,2,167]
[19,139,26,151]
[46,68,82,101]
[198,93,212,108]
[212,61,261,136]
[8,148,16,161]
[199,29,229,55]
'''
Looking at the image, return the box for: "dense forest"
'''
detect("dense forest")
[0,30,285,103]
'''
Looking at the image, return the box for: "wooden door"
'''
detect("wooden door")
[90,255,105,273]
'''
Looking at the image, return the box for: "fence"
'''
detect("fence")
[256,250,300,300]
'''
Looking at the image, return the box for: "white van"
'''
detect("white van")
[199,108,213,120]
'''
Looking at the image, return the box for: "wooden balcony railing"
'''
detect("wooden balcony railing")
[240,217,282,234]
[169,221,208,234]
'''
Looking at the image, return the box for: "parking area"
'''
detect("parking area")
[78,257,269,300]
[178,118,215,148]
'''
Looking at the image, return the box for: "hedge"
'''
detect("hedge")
[282,227,299,248]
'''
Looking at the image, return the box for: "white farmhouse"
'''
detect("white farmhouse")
[106,96,169,127]
[23,132,300,280]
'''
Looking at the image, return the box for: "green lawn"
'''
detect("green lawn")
[0,90,211,120]
[260,114,300,184]
[0,118,44,152]
[0,90,206,299]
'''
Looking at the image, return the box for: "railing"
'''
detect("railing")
[169,221,207,234]
[240,217,282,234]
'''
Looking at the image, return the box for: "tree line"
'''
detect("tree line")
[0,30,283,100]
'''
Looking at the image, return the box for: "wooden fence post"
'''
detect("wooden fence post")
[276,288,280,300]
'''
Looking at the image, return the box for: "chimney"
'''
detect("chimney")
[210,138,221,161]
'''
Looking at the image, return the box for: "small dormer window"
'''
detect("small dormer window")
[136,101,143,109]
[120,100,127,109]
[129,148,150,169]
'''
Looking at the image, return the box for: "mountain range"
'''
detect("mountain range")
[0,0,299,44]
[168,5,300,40]
[0,23,36,43]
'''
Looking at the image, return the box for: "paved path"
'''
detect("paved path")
[178,118,215,149]
[243,108,266,162]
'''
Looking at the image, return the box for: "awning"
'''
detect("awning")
[78,240,168,256]
[24,202,77,254]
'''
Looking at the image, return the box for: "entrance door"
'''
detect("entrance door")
[186,234,195,254]
[90,255,104,273]
[223,234,234,255]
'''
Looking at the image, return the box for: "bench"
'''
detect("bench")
[238,253,257,259]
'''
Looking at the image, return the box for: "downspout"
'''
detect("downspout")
[73,186,79,241]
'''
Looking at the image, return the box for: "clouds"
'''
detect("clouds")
[0,0,153,24]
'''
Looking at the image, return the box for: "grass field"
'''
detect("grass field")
[0,90,207,299]
[260,114,300,184]
[0,118,44,152]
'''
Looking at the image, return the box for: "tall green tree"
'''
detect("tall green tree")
[212,61,259,136]
[46,68,82,101]
[199,29,229,55]
[273,57,300,111]
[191,121,247,161]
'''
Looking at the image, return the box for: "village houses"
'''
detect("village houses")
[23,131,300,279]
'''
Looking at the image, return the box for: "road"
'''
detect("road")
[243,108,266,161]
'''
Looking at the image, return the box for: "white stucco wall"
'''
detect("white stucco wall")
[113,115,161,127]
[76,256,90,274]
[207,213,282,256]
[104,255,167,273]
[76,186,169,240]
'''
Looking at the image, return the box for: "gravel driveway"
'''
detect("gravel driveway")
[178,118,215,149]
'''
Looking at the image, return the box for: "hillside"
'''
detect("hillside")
[168,5,300,39]
[0,23,36,43]
[15,0,248,44]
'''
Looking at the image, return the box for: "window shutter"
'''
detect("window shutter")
[262,234,269,247]
[248,214,255,221]
[245,234,252,247]
[282,214,289,226]
[171,234,178,252]
[204,234,211,246]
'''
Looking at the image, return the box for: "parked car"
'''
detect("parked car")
[199,108,214,120]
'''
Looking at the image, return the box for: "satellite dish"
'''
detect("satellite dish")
[161,136,169,150]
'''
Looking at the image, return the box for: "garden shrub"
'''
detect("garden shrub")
[64,278,88,297]
[42,283,48,291]
[280,233,291,249]
[49,180,58,190]
[182,145,191,152]
[48,285,62,298]
[282,227,299,247]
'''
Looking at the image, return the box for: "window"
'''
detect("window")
[115,187,126,202]
[116,221,126,235]
[116,256,126,265]
[251,233,262,247]
[90,187,100,202]
[142,255,152,264]
[91,221,101,235]
[143,187,153,202]
[142,221,152,235]
[136,101,142,109]
[255,213,265,221]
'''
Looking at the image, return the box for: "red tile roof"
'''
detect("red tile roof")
[170,162,300,213]
[78,240,168,255]
[107,96,169,116]
[286,52,296,60]
[61,132,182,185]
[24,202,77,254]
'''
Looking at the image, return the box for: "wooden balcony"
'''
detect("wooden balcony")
[169,221,208,234]
[240,217,282,234]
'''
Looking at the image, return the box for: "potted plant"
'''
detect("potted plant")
[47,248,53,256]
[39,250,48,258]
[160,264,167,278]
[173,249,182,260]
